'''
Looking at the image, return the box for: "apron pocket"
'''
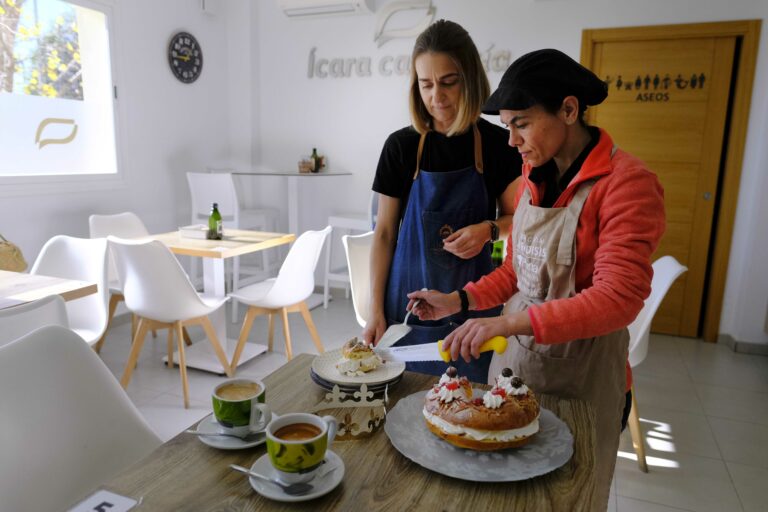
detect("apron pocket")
[510,335,590,398]
[422,209,477,271]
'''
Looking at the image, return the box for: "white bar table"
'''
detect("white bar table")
[149,229,295,374]
[232,169,352,309]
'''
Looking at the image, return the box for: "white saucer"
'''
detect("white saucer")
[193,412,278,450]
[312,348,405,386]
[248,450,344,502]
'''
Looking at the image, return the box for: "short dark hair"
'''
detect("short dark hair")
[409,20,489,136]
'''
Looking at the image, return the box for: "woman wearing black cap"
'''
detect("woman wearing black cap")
[408,49,665,509]
[363,20,521,383]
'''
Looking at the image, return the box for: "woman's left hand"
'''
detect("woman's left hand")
[442,223,489,259]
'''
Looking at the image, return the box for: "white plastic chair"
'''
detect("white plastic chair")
[0,325,161,512]
[89,211,158,352]
[0,294,69,347]
[187,172,279,322]
[323,191,378,308]
[342,231,374,328]
[108,236,233,408]
[30,235,109,347]
[626,255,687,472]
[230,227,331,363]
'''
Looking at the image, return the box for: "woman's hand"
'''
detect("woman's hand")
[442,222,490,259]
[406,289,460,321]
[442,316,513,363]
[362,313,388,346]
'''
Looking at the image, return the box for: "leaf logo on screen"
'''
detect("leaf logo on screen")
[374,0,435,48]
[35,118,79,149]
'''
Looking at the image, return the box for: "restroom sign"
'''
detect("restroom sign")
[602,72,707,102]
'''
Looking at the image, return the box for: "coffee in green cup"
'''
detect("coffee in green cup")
[266,413,338,484]
[212,379,271,436]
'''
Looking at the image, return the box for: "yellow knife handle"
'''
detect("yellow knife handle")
[437,336,508,363]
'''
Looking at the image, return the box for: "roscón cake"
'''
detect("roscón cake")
[422,366,540,450]
[335,337,383,376]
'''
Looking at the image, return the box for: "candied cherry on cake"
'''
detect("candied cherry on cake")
[445,366,458,378]
[445,381,459,391]
[491,388,507,398]
[511,376,524,388]
[501,368,513,377]
[472,398,484,406]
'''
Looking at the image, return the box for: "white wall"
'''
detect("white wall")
[252,0,768,346]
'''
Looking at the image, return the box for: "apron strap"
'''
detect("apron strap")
[413,125,483,180]
[473,124,483,174]
[413,131,428,180]
[556,180,596,266]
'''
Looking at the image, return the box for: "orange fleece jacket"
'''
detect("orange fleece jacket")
[465,129,666,390]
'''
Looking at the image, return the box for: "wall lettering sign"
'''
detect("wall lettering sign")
[602,72,707,103]
[307,44,511,79]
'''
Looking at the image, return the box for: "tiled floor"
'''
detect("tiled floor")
[99,294,768,512]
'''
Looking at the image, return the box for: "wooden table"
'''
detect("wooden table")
[101,354,597,511]
[149,229,295,374]
[0,270,97,310]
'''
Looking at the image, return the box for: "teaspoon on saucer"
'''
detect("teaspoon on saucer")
[229,464,314,496]
[185,429,264,442]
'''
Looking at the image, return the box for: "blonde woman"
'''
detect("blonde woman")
[363,20,521,383]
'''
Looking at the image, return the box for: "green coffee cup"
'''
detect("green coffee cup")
[266,413,338,484]
[212,379,271,435]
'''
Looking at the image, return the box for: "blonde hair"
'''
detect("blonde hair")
[408,20,490,136]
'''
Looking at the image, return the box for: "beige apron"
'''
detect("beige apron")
[489,175,628,512]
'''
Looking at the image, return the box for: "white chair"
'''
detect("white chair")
[30,235,109,347]
[89,211,166,352]
[187,172,279,321]
[108,236,233,408]
[0,325,161,512]
[626,255,687,472]
[0,294,69,347]
[230,227,331,363]
[342,231,374,328]
[323,191,378,308]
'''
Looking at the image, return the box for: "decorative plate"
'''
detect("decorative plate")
[312,348,405,386]
[310,368,401,394]
[384,391,574,482]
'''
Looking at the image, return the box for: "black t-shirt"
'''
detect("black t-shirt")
[372,118,522,219]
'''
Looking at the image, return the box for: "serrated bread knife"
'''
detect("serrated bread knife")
[373,336,507,363]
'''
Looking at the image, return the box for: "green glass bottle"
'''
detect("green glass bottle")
[310,147,320,173]
[207,202,223,240]
[491,240,504,267]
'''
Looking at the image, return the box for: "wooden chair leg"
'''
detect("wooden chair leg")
[167,327,175,369]
[298,301,324,354]
[280,307,293,360]
[94,293,121,353]
[231,307,257,369]
[121,317,150,389]
[267,313,275,352]
[199,316,233,377]
[182,326,192,346]
[175,321,190,409]
[628,386,648,472]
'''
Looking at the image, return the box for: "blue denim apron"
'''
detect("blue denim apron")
[384,125,502,383]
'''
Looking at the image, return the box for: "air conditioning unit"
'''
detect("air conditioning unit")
[279,0,374,17]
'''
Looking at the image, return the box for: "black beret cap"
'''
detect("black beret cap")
[483,49,608,115]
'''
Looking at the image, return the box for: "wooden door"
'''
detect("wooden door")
[582,29,736,337]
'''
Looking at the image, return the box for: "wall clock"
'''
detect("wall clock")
[168,31,203,83]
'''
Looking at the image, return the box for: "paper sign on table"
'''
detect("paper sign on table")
[67,489,138,512]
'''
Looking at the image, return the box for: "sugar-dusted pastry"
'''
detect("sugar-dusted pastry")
[422,367,540,450]
[335,337,383,376]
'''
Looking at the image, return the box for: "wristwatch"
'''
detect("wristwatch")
[486,220,499,242]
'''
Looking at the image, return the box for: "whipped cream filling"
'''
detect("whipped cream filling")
[423,409,540,442]
[482,392,504,409]
[335,354,381,376]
